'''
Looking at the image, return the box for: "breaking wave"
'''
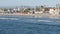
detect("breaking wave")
[0,18,19,20]
[37,20,53,22]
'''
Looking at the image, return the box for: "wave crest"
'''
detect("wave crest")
[0,18,19,20]
[37,20,53,22]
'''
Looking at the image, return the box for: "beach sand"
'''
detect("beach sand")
[0,13,60,18]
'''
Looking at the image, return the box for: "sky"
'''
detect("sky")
[0,0,60,7]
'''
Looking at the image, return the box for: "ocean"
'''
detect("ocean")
[0,16,60,34]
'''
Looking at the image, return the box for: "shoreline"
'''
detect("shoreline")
[0,13,60,18]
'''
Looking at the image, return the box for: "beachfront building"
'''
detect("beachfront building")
[49,8,60,15]
[13,8,17,13]
[49,8,55,15]
[3,8,13,14]
[17,8,20,11]
[10,8,20,13]
[54,8,60,15]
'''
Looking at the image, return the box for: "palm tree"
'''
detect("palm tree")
[23,8,30,13]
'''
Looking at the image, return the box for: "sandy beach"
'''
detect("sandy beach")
[0,13,60,18]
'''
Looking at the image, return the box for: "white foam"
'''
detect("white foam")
[37,20,53,22]
[0,18,19,20]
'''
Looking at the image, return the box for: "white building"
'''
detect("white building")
[49,8,59,15]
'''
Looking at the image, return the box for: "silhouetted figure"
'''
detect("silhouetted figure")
[32,11,35,14]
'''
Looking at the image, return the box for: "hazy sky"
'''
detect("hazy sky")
[0,0,60,7]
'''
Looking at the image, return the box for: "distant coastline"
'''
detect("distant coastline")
[0,6,60,18]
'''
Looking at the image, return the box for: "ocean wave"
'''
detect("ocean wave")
[0,18,19,20]
[36,20,53,22]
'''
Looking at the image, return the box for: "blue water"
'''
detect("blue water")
[0,16,60,34]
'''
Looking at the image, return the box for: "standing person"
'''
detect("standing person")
[32,11,35,14]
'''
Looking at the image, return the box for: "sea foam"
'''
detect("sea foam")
[0,18,19,20]
[37,20,52,22]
